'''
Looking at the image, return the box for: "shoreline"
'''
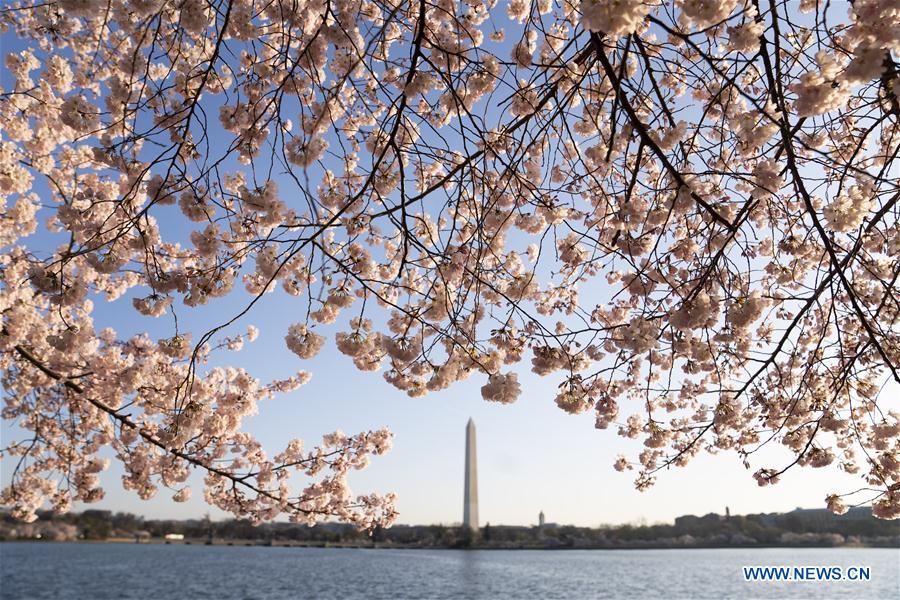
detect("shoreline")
[3,538,897,551]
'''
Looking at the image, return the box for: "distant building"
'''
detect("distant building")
[463,418,479,530]
[539,511,545,527]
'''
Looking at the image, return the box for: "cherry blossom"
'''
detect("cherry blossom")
[1,0,898,526]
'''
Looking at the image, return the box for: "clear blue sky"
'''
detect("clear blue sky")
[29,328,885,526]
[4,272,878,526]
[1,219,882,525]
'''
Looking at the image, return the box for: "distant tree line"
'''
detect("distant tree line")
[2,507,897,549]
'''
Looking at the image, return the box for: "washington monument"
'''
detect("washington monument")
[463,418,479,530]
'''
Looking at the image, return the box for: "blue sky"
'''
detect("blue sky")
[26,320,877,526]
[2,269,875,527]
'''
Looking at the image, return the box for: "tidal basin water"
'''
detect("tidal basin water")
[1,543,898,599]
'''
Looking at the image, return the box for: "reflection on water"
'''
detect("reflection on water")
[459,547,479,592]
[1,542,898,599]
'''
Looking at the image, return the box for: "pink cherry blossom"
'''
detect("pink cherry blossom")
[1,0,898,526]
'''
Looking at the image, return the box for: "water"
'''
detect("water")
[1,543,897,599]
